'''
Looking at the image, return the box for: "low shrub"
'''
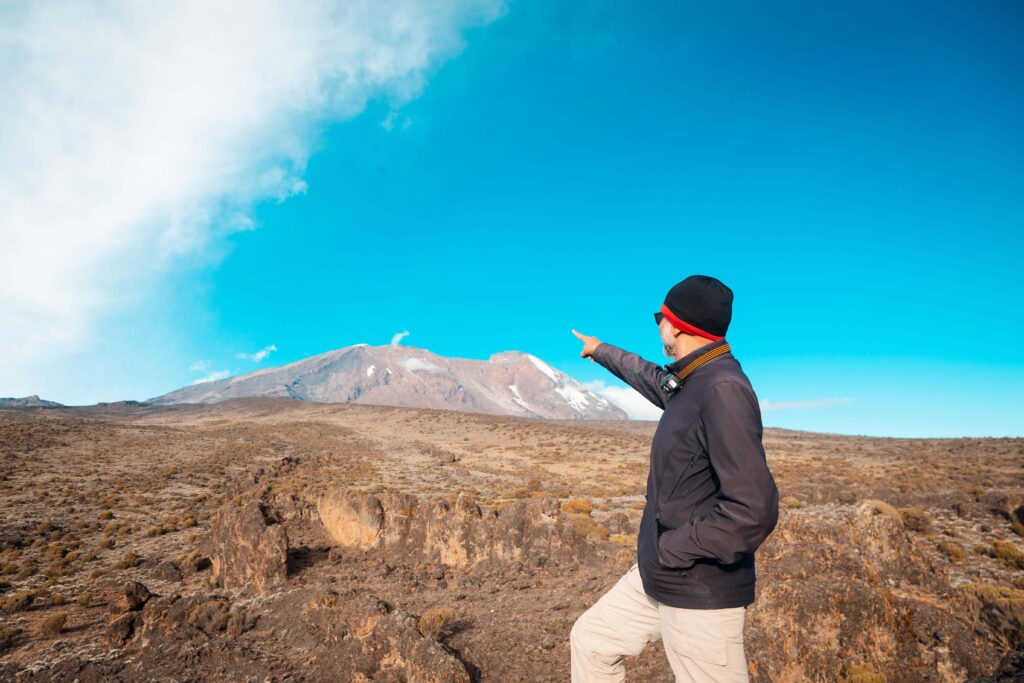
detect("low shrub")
[37,611,67,636]
[561,498,593,515]
[418,607,458,640]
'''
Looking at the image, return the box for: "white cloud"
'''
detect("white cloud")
[189,360,212,373]
[390,330,411,346]
[190,369,230,385]
[401,357,439,373]
[236,345,278,363]
[381,109,412,131]
[0,0,505,381]
[582,380,664,421]
[760,397,856,412]
[581,379,855,420]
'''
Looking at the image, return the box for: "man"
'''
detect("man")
[569,274,779,683]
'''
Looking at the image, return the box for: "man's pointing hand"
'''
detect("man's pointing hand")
[571,329,602,361]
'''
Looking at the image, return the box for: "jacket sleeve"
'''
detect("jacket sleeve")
[657,381,779,567]
[590,342,669,410]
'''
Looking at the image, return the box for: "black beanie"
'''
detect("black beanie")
[659,275,733,340]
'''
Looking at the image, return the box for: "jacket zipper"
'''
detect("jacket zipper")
[657,454,699,577]
[656,453,698,526]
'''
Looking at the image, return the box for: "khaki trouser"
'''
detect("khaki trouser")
[570,563,749,682]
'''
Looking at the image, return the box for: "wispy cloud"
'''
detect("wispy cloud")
[760,397,856,412]
[190,369,230,385]
[236,345,277,363]
[0,0,505,381]
[581,380,664,421]
[189,360,212,373]
[381,109,412,131]
[390,330,411,346]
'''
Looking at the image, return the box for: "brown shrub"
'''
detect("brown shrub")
[840,662,887,683]
[0,626,19,653]
[116,552,141,569]
[188,598,230,633]
[37,611,67,636]
[858,499,903,527]
[418,607,458,640]
[561,498,593,515]
[937,541,966,563]
[1,591,33,613]
[568,513,610,541]
[992,540,1024,569]
[898,506,932,532]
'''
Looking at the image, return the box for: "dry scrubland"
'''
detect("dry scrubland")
[0,398,1021,681]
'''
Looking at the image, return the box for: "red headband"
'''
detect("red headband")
[659,303,725,341]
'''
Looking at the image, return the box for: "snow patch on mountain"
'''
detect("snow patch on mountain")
[401,358,439,373]
[527,354,559,382]
[556,384,591,413]
[508,384,531,412]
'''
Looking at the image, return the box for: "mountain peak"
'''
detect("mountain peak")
[151,344,625,420]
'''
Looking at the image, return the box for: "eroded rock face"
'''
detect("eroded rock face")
[209,501,288,593]
[119,588,472,683]
[317,489,592,568]
[299,590,471,683]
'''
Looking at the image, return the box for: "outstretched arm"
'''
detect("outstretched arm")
[656,381,779,567]
[571,329,669,410]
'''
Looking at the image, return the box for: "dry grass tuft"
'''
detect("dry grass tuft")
[561,498,592,515]
[857,499,903,527]
[840,662,887,683]
[37,611,67,636]
[418,607,458,640]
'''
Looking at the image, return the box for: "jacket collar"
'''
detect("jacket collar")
[664,338,731,375]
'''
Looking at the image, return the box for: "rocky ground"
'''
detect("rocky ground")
[0,398,1021,682]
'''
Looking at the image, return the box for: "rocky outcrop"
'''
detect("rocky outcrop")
[92,587,472,683]
[965,641,1024,683]
[298,590,471,683]
[208,501,288,593]
[119,580,154,611]
[105,581,154,646]
[317,489,596,569]
[0,395,63,408]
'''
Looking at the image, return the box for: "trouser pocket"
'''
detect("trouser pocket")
[661,606,745,668]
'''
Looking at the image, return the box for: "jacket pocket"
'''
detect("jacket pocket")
[656,454,698,524]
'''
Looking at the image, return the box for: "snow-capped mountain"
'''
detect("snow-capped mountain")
[148,344,627,420]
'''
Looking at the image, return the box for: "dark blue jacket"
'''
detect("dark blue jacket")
[591,339,779,608]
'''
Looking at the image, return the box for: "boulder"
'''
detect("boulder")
[119,580,153,612]
[209,501,288,594]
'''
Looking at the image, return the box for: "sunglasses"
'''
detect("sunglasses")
[654,311,664,326]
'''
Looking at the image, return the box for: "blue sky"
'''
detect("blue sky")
[2,1,1022,437]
